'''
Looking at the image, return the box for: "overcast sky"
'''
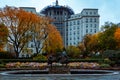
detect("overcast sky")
[0,0,120,27]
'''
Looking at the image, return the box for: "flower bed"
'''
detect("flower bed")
[6,62,47,69]
[68,62,100,69]
[5,62,100,69]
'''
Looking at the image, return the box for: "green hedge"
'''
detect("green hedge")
[68,59,104,63]
[100,64,111,68]
[0,59,105,64]
[0,51,15,59]
[0,59,47,63]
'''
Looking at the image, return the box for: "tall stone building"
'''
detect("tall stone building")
[40,0,100,47]
[20,0,100,48]
[66,9,100,46]
[7,0,99,57]
[40,0,74,46]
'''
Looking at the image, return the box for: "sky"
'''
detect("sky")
[0,0,120,27]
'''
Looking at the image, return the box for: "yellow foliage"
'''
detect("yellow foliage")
[114,28,120,48]
[43,25,64,55]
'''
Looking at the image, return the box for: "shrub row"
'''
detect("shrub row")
[0,59,105,64]
[0,52,15,59]
[68,59,104,63]
[0,59,47,63]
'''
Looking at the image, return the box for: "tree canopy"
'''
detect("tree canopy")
[0,24,8,51]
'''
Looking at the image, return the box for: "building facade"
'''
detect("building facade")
[5,0,100,57]
[40,0,100,47]
[66,9,99,46]
[40,0,74,46]
[20,0,100,47]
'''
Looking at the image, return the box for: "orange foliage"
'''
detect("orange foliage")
[0,6,42,57]
[114,28,120,48]
[0,24,8,51]
[44,25,64,55]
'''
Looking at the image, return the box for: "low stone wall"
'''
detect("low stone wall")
[49,65,70,74]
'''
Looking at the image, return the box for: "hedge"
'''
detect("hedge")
[68,59,104,63]
[0,59,47,63]
[0,59,104,63]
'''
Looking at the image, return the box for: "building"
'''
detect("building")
[1,0,100,58]
[66,9,99,46]
[40,0,74,46]
[18,0,100,57]
[20,7,37,14]
[40,0,100,46]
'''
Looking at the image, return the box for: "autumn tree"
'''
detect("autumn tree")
[99,22,118,50]
[43,25,64,55]
[82,34,91,51]
[31,17,52,55]
[0,6,38,58]
[114,28,120,49]
[87,33,101,52]
[0,24,8,51]
[66,46,80,59]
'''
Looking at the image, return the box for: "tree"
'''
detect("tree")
[43,25,64,55]
[66,46,80,59]
[0,6,37,58]
[87,33,101,52]
[114,28,120,49]
[99,23,118,50]
[83,34,91,51]
[0,24,8,51]
[31,17,52,55]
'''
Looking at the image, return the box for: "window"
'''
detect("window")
[70,22,72,26]
[90,18,92,22]
[90,12,92,15]
[66,28,68,31]
[94,12,96,15]
[86,24,88,28]
[94,29,96,33]
[60,11,62,15]
[54,11,56,15]
[77,20,80,25]
[94,18,97,22]
[86,29,88,33]
[90,29,92,32]
[86,18,88,23]
[66,42,68,45]
[90,24,92,27]
[94,24,97,28]
[57,11,59,15]
[74,21,76,25]
[86,12,88,15]
[74,42,76,45]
